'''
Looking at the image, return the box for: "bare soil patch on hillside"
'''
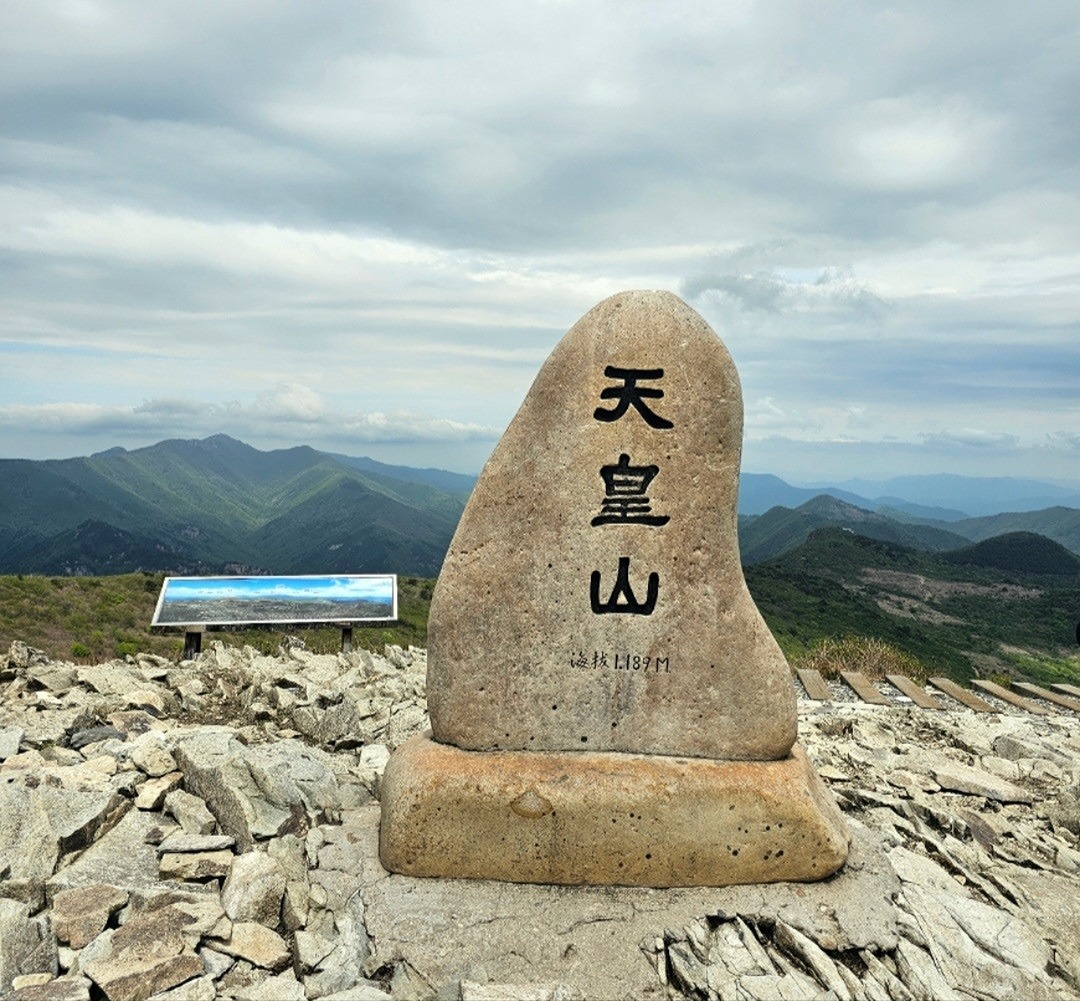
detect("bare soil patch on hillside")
[860,568,1043,601]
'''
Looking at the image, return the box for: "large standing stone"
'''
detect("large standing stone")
[427,290,795,760]
[382,290,847,887]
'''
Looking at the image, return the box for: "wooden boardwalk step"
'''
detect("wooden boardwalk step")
[1014,682,1080,713]
[886,674,944,709]
[796,668,832,702]
[970,679,1052,715]
[840,671,890,705]
[928,677,998,713]
[1051,682,1080,698]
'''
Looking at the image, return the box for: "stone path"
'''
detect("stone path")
[1,638,1078,1000]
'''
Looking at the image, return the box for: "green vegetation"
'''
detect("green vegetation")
[744,528,1080,683]
[0,573,434,662]
[1,526,1076,692]
[791,636,928,683]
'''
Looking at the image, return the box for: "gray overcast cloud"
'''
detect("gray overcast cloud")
[0,0,1077,481]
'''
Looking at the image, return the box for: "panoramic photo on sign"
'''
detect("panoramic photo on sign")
[152,575,397,627]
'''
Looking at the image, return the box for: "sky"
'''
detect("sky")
[1,1,1077,485]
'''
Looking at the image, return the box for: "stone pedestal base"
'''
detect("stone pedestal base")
[379,734,849,887]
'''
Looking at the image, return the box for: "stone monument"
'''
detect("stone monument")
[380,290,849,886]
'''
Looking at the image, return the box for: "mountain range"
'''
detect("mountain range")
[0,435,465,577]
[0,435,1077,576]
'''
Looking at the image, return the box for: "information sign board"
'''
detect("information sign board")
[152,574,397,627]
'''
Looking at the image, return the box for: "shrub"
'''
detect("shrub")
[71,641,91,658]
[792,635,927,684]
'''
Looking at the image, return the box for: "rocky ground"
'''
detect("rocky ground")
[1,637,1079,1001]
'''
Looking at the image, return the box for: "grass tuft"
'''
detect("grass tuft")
[791,635,928,684]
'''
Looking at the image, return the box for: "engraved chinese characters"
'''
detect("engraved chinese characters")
[590,369,670,615]
[426,290,797,760]
[381,291,849,888]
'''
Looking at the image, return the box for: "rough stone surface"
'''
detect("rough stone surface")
[210,923,290,971]
[164,791,217,835]
[159,851,234,882]
[427,290,796,760]
[174,733,341,851]
[931,759,1035,803]
[221,852,286,926]
[51,884,129,948]
[81,907,204,1001]
[136,771,184,810]
[0,898,58,991]
[2,638,1078,1000]
[381,734,848,886]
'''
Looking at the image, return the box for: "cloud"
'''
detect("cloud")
[682,267,886,316]
[0,383,500,446]
[1047,431,1080,451]
[0,2,1077,481]
[919,429,1021,449]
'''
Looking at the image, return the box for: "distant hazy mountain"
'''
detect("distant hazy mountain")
[738,492,1080,565]
[800,473,1080,517]
[0,435,466,576]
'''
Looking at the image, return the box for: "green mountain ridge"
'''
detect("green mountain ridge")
[746,527,1080,682]
[0,435,467,576]
[739,495,1080,565]
[3,435,1078,582]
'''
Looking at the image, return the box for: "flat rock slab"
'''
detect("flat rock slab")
[931,761,1034,804]
[796,669,831,702]
[427,290,797,761]
[885,674,944,709]
[970,680,1051,715]
[51,884,128,948]
[355,805,895,1001]
[1014,682,1080,713]
[840,671,890,706]
[928,678,998,713]
[380,735,848,887]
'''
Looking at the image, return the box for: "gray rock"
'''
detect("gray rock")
[51,884,129,949]
[156,833,235,854]
[26,664,76,695]
[0,898,58,993]
[163,791,216,835]
[68,726,125,750]
[81,906,208,1001]
[135,772,184,810]
[0,726,24,761]
[930,760,1034,804]
[1046,784,1080,836]
[159,851,234,882]
[174,732,342,851]
[7,641,50,670]
[10,976,92,1001]
[232,971,306,1000]
[46,809,195,901]
[146,976,216,1001]
[0,781,128,910]
[221,852,286,927]
[209,922,290,971]
[129,737,178,778]
[197,947,234,980]
[319,987,393,1001]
